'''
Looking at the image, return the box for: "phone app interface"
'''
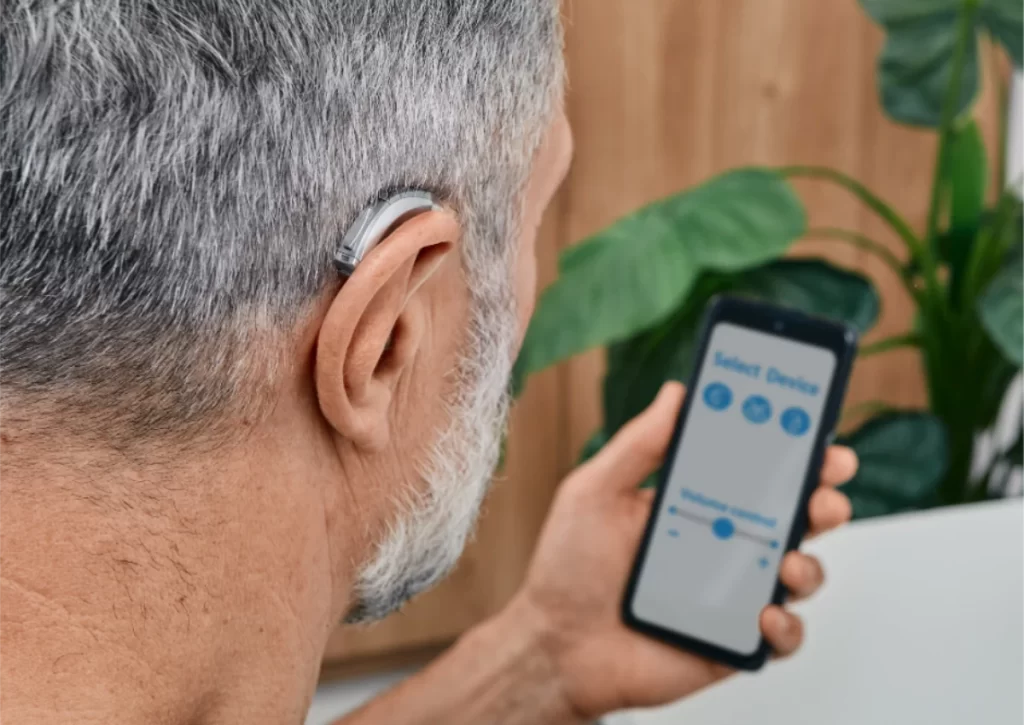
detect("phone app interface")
[632,322,837,654]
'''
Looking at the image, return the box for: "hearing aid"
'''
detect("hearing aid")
[334,190,440,276]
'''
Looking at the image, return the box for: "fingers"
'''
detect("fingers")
[585,382,685,494]
[760,606,804,658]
[819,446,858,488]
[807,486,852,537]
[779,552,825,601]
[806,448,854,538]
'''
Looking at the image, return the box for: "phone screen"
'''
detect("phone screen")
[631,321,837,655]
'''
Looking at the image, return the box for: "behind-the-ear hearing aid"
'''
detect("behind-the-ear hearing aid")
[334,190,440,276]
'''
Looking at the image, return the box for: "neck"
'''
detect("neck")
[0,428,347,725]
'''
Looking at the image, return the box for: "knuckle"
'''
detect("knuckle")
[635,435,666,466]
[559,467,593,499]
[630,419,671,462]
[608,424,662,468]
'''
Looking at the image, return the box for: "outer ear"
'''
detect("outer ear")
[314,210,459,450]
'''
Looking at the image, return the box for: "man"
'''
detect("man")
[0,2,857,723]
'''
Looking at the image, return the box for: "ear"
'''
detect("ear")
[315,209,459,450]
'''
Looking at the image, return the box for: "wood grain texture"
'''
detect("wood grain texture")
[559,0,1003,451]
[321,0,1005,675]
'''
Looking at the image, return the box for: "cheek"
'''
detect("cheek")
[514,229,539,348]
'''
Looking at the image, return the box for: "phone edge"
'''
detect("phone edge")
[619,294,859,671]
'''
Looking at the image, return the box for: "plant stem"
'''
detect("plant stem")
[917,3,978,476]
[918,0,977,325]
[805,226,920,300]
[779,166,924,259]
[859,333,922,357]
[926,0,979,248]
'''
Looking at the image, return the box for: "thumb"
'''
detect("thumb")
[585,381,685,494]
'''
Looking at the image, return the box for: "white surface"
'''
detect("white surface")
[608,499,1024,725]
[307,502,1022,725]
[305,667,416,725]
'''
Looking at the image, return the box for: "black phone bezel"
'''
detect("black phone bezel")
[620,294,858,671]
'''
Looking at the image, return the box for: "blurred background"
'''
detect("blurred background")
[308,1,1024,722]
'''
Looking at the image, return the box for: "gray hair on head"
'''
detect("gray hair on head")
[0,0,563,446]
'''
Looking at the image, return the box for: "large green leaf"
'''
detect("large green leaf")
[976,340,1020,429]
[602,259,880,435]
[979,245,1024,365]
[602,276,723,437]
[858,0,1022,127]
[734,260,882,332]
[1008,431,1023,467]
[979,0,1024,64]
[513,169,805,384]
[839,412,949,518]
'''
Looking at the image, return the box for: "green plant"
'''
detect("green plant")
[513,0,1023,518]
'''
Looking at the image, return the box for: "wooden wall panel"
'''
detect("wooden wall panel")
[559,0,1004,453]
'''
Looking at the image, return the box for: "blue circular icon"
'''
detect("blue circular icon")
[780,406,811,437]
[702,382,733,411]
[742,395,773,424]
[711,517,735,540]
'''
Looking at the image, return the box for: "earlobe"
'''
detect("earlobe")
[314,210,459,450]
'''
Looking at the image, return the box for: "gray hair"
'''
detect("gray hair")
[0,0,563,445]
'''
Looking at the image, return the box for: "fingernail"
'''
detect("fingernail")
[660,380,685,399]
[650,384,671,407]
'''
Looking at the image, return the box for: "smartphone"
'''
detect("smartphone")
[621,295,857,670]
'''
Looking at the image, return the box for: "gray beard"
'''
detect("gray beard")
[344,257,517,624]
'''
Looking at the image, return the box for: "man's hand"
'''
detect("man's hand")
[511,381,857,720]
[340,382,855,725]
